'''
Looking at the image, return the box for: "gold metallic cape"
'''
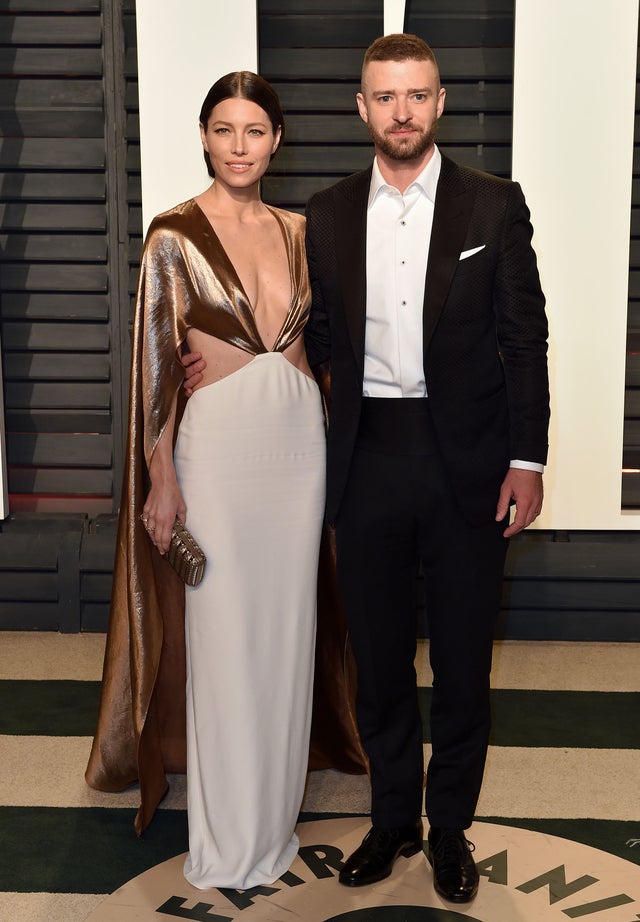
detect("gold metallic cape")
[85,200,366,834]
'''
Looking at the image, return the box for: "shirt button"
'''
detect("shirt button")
[401,300,407,306]
[400,220,406,226]
[401,260,406,265]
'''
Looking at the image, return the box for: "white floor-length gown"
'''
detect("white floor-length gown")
[169,201,325,889]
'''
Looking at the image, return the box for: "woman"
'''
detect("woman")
[85,72,365,889]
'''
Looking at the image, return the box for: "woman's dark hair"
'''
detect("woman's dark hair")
[199,71,285,178]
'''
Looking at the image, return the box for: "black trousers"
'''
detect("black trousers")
[334,397,508,830]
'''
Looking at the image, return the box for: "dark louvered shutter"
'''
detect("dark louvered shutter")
[406,1,514,176]
[0,0,131,515]
[259,0,384,211]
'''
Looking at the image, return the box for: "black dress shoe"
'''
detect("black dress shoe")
[339,821,424,887]
[426,827,479,903]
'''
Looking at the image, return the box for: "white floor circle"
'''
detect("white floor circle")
[86,817,640,921]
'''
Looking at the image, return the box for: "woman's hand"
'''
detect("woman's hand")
[142,478,187,556]
[142,387,186,556]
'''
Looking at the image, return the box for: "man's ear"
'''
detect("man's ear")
[356,92,369,124]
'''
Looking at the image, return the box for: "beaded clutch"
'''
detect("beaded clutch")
[166,518,207,586]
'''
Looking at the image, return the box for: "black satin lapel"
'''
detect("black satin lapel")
[423,161,475,353]
[334,174,370,380]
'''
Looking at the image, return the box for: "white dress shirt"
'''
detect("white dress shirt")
[363,150,439,398]
[363,148,542,473]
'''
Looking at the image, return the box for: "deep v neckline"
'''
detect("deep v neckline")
[191,199,295,354]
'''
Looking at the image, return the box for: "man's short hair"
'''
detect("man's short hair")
[362,33,439,84]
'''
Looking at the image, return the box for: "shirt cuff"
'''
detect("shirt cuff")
[510,459,544,473]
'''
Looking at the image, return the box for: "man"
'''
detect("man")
[184,33,549,904]
[303,33,548,903]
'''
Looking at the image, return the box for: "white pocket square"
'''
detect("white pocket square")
[459,245,486,261]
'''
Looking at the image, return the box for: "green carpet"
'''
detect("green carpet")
[2,639,639,904]
[0,680,101,735]
[4,681,639,748]
[418,688,640,747]
[3,807,638,894]
[1,806,188,893]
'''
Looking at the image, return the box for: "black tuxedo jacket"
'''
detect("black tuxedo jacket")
[304,154,550,526]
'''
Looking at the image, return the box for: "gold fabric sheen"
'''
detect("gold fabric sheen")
[85,200,366,834]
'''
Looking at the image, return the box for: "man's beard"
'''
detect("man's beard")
[367,120,436,161]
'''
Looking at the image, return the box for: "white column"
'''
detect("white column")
[384,0,406,35]
[135,0,258,233]
[513,0,640,529]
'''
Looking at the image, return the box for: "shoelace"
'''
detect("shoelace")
[432,830,475,863]
[363,827,404,855]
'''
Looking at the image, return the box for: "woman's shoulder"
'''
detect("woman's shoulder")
[142,200,208,261]
[147,199,200,236]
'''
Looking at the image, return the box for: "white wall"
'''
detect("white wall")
[513,0,640,528]
[135,0,258,233]
[384,0,406,36]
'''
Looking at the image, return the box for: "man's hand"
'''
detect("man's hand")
[181,350,205,396]
[495,468,543,538]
